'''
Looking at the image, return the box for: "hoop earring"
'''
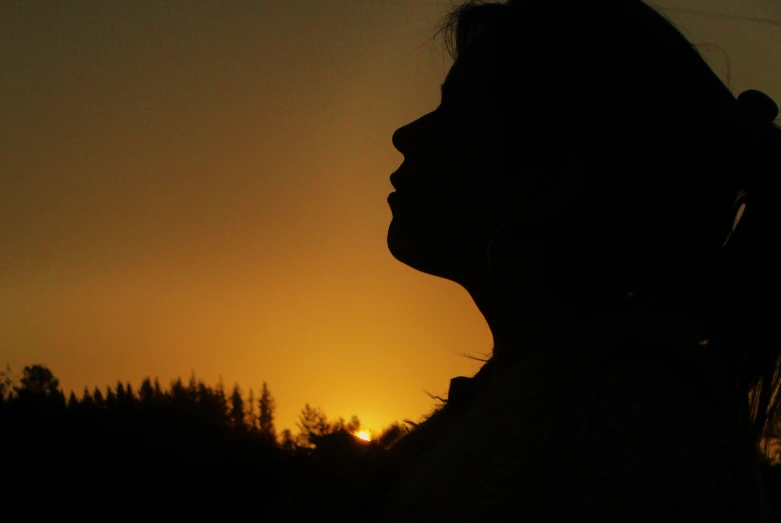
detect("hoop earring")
[486,219,515,273]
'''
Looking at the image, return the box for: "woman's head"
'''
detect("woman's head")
[388,0,781,456]
[388,0,744,301]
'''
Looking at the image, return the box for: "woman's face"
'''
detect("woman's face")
[387,52,524,283]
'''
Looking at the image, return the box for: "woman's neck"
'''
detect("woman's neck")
[471,285,706,367]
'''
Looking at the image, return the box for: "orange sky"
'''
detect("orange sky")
[2,1,780,435]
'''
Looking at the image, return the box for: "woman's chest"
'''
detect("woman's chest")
[371,358,578,522]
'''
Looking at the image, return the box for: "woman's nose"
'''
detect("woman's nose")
[391,122,412,155]
[392,112,433,156]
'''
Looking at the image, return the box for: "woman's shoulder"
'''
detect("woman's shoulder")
[549,336,769,522]
[368,336,768,522]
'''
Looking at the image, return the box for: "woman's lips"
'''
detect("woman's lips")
[387,191,397,204]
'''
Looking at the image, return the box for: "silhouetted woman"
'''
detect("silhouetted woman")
[286,1,781,521]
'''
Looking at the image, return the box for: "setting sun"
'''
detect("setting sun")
[356,431,371,442]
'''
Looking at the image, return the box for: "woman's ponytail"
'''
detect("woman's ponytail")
[713,89,781,458]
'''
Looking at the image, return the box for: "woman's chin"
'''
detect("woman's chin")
[387,219,469,281]
[387,219,436,274]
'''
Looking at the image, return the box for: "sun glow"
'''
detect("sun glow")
[356,431,371,442]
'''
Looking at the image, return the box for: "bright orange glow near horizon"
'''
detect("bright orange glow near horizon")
[2,1,780,436]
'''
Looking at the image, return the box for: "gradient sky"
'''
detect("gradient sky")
[2,1,780,435]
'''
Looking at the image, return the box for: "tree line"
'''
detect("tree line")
[0,363,407,519]
[0,363,777,521]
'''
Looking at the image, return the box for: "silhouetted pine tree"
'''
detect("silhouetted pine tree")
[296,403,330,449]
[153,377,163,398]
[230,383,246,431]
[67,391,78,410]
[215,376,227,423]
[247,387,256,430]
[0,363,11,405]
[280,428,297,454]
[15,364,66,411]
[139,377,154,407]
[116,382,132,413]
[125,382,136,406]
[187,371,198,402]
[105,385,117,410]
[259,381,277,444]
[93,387,105,409]
[81,386,94,408]
[170,377,186,404]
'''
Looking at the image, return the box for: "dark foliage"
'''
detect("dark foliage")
[0,363,776,521]
[0,363,402,520]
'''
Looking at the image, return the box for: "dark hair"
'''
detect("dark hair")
[392,0,781,464]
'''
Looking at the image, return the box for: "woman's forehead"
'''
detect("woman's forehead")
[442,35,509,96]
[442,54,498,99]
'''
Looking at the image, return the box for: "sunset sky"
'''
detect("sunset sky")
[2,0,781,435]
